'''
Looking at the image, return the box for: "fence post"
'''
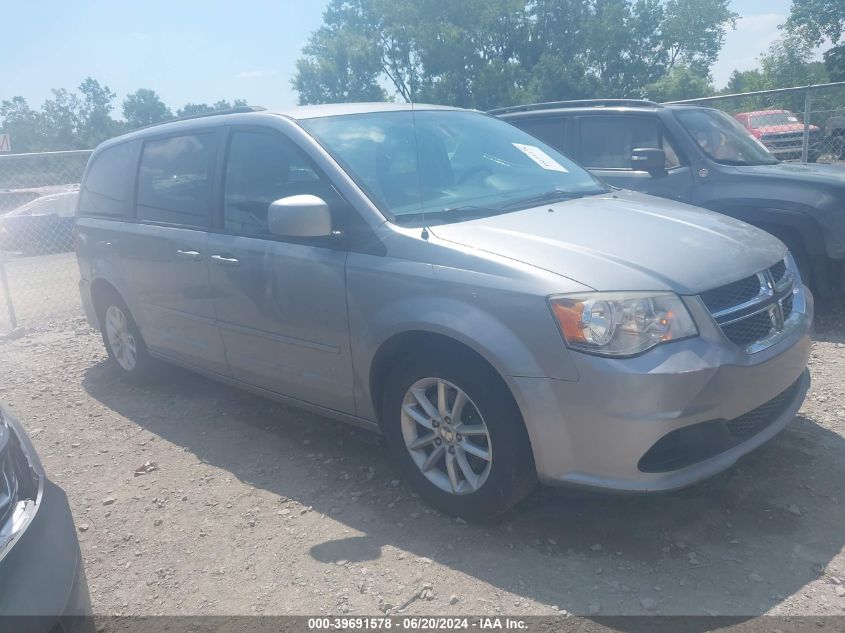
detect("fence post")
[0,252,17,331]
[802,85,813,163]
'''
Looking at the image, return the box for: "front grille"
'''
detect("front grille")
[770,259,787,284]
[782,294,794,320]
[700,275,761,312]
[721,310,775,347]
[726,379,801,438]
[700,258,796,352]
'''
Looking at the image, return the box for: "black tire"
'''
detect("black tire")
[381,352,536,521]
[781,238,812,292]
[765,228,813,291]
[96,289,155,382]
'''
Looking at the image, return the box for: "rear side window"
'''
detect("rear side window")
[579,116,682,170]
[137,133,219,227]
[511,117,567,152]
[79,142,136,218]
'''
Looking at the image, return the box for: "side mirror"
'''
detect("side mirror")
[631,148,667,178]
[267,195,332,238]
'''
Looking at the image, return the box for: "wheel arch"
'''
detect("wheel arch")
[368,330,523,432]
[89,278,125,326]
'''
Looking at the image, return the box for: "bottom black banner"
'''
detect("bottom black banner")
[2,615,845,633]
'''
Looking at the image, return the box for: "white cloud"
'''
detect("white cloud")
[236,69,277,79]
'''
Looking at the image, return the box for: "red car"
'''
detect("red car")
[734,109,821,162]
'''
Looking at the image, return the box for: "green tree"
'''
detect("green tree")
[122,89,172,129]
[292,2,388,105]
[785,0,843,46]
[0,97,49,152]
[643,64,715,102]
[661,0,738,74]
[177,100,249,117]
[584,0,667,97]
[41,88,84,149]
[784,0,845,83]
[760,35,829,88]
[78,77,121,146]
[824,46,845,81]
[721,35,831,114]
[214,99,249,110]
[292,0,738,109]
[177,103,216,116]
[724,69,770,93]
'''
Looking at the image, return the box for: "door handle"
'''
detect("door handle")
[176,249,203,261]
[210,254,240,267]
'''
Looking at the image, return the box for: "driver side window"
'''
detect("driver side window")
[579,116,683,170]
[223,131,330,236]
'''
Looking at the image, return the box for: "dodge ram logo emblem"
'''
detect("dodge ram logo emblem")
[768,302,785,332]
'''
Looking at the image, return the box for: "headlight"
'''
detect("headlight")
[549,292,698,357]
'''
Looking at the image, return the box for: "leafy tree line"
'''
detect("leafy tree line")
[292,0,843,107]
[291,0,738,107]
[0,78,247,153]
[2,0,842,152]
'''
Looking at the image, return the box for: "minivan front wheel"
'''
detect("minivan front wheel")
[98,294,154,380]
[381,355,536,520]
[401,377,493,495]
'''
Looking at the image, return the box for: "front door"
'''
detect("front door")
[120,129,228,374]
[575,114,694,202]
[206,128,355,413]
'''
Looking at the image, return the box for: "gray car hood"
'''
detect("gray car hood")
[429,190,786,294]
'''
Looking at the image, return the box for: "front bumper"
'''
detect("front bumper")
[0,477,92,632]
[513,287,813,492]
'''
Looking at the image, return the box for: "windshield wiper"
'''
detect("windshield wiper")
[499,189,603,211]
[394,204,506,226]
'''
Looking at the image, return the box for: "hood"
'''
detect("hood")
[756,124,819,135]
[428,190,785,294]
[735,161,845,186]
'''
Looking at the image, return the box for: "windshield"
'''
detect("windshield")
[676,108,778,166]
[299,110,608,225]
[750,112,800,128]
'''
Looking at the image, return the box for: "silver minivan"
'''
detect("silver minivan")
[76,104,813,519]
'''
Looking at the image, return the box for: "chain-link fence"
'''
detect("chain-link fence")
[668,81,845,164]
[1,82,844,334]
[0,150,91,334]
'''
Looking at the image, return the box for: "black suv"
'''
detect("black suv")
[493,99,845,300]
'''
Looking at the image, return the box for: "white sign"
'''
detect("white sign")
[0,134,9,153]
[512,143,568,172]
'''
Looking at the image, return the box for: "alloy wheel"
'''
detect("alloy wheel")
[400,377,493,495]
[105,305,137,372]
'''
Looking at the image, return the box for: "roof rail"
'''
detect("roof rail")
[132,105,267,131]
[488,99,661,115]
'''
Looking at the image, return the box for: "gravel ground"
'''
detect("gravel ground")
[0,251,82,332]
[1,309,845,618]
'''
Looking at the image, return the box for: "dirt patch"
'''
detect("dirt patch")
[1,311,845,616]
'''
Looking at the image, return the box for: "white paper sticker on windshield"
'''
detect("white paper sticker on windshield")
[512,143,568,172]
[787,116,798,122]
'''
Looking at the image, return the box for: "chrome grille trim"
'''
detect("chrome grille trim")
[700,257,806,353]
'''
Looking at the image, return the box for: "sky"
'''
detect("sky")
[0,0,826,113]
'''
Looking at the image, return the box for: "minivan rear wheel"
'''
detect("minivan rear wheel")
[381,354,536,521]
[98,292,154,381]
